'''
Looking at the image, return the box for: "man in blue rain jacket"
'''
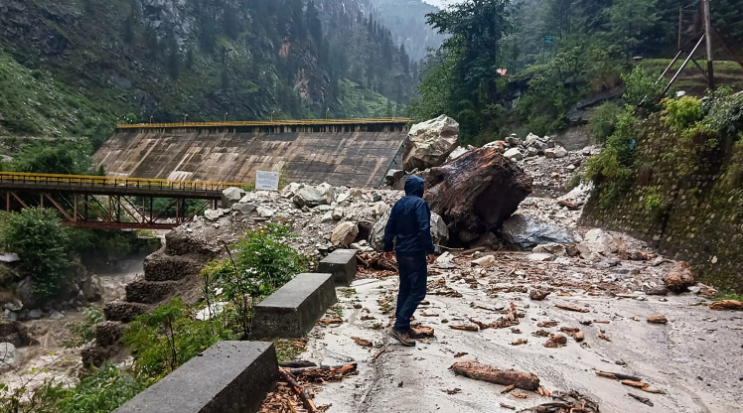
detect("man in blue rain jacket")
[383,175,435,346]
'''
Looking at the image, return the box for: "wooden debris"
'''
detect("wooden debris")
[598,333,611,342]
[351,337,372,347]
[593,319,610,324]
[500,402,516,410]
[316,317,343,326]
[373,350,393,360]
[441,388,462,395]
[574,331,585,342]
[279,360,316,368]
[421,311,439,317]
[538,320,558,328]
[512,392,527,399]
[511,338,528,346]
[532,329,550,337]
[544,334,567,348]
[663,261,695,292]
[624,250,655,261]
[285,364,357,376]
[621,380,648,389]
[511,328,522,334]
[279,367,318,413]
[595,371,643,382]
[450,324,479,332]
[411,326,435,337]
[529,289,551,301]
[449,360,540,391]
[490,302,521,329]
[710,300,743,311]
[556,303,590,313]
[360,315,376,321]
[454,352,468,358]
[469,318,490,330]
[628,393,654,406]
[647,315,668,324]
[501,384,516,393]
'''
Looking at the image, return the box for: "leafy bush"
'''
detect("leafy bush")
[35,364,144,413]
[588,101,623,143]
[662,96,703,133]
[5,140,98,176]
[63,307,104,348]
[0,208,77,299]
[622,67,666,109]
[122,298,234,384]
[202,224,309,337]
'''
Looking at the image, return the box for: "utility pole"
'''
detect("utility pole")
[702,0,714,89]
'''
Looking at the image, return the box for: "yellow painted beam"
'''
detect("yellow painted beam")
[116,117,413,129]
[0,172,248,191]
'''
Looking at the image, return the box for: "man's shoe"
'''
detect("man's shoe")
[408,328,423,339]
[389,328,416,347]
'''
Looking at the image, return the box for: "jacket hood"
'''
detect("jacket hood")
[404,175,425,198]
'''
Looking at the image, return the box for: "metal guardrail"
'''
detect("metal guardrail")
[116,117,413,129]
[0,172,247,192]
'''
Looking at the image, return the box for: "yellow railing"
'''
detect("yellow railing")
[0,172,248,192]
[116,117,413,129]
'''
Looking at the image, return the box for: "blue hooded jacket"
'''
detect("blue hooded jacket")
[383,175,435,256]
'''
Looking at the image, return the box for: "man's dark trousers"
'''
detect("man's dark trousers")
[394,253,428,332]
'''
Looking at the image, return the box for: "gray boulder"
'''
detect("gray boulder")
[0,342,16,366]
[82,274,103,302]
[501,214,574,250]
[221,187,245,206]
[16,277,35,309]
[231,203,256,215]
[403,115,460,171]
[533,243,567,257]
[203,209,224,221]
[331,222,359,247]
[293,183,335,208]
[503,148,523,161]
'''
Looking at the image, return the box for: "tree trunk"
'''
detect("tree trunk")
[449,360,540,390]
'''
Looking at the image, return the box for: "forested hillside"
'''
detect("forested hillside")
[409,0,743,143]
[366,0,446,61]
[0,0,417,145]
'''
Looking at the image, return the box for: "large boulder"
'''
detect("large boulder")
[502,214,574,250]
[0,342,16,366]
[81,274,103,302]
[331,222,359,247]
[293,183,335,208]
[578,228,618,259]
[221,187,245,206]
[370,211,449,251]
[421,148,533,244]
[402,115,460,171]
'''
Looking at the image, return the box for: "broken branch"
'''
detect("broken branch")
[449,360,540,391]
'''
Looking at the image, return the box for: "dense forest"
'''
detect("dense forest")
[408,0,743,143]
[0,0,419,146]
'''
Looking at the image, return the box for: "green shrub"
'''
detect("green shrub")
[662,96,703,133]
[588,101,623,143]
[0,208,76,299]
[622,67,665,109]
[122,298,234,384]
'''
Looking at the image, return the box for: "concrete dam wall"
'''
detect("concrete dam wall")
[94,124,407,188]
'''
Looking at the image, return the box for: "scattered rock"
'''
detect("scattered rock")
[471,255,496,268]
[0,342,16,366]
[529,290,551,301]
[544,146,568,159]
[430,212,449,247]
[502,214,574,250]
[331,222,359,247]
[28,309,42,319]
[532,243,566,256]
[525,253,556,262]
[204,209,224,221]
[222,187,245,205]
[578,228,618,259]
[504,148,524,161]
[82,274,103,302]
[256,206,275,218]
[403,115,460,171]
[663,261,695,292]
[544,334,567,348]
[231,203,256,215]
[646,287,669,296]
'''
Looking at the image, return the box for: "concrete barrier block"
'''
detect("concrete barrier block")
[113,341,278,413]
[251,273,337,339]
[317,249,357,286]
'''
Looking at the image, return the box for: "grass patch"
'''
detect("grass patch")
[717,292,743,302]
[273,338,308,363]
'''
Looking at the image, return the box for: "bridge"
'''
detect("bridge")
[97,118,411,189]
[0,172,244,230]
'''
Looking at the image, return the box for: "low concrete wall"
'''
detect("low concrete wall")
[94,128,407,188]
[318,249,357,286]
[251,273,337,339]
[113,341,278,413]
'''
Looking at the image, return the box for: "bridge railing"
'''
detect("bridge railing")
[116,117,413,129]
[0,172,247,192]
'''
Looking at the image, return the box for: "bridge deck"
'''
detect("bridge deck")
[0,172,243,199]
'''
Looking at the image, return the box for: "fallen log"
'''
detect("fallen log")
[450,324,479,332]
[286,364,358,376]
[316,317,343,326]
[421,147,532,244]
[628,393,654,406]
[595,371,642,382]
[555,304,590,313]
[279,367,318,413]
[279,360,317,368]
[449,360,540,391]
[351,337,372,347]
[469,318,490,330]
[647,315,668,324]
[710,300,743,311]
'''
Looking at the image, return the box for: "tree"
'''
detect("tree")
[0,208,75,299]
[605,0,659,60]
[8,140,96,175]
